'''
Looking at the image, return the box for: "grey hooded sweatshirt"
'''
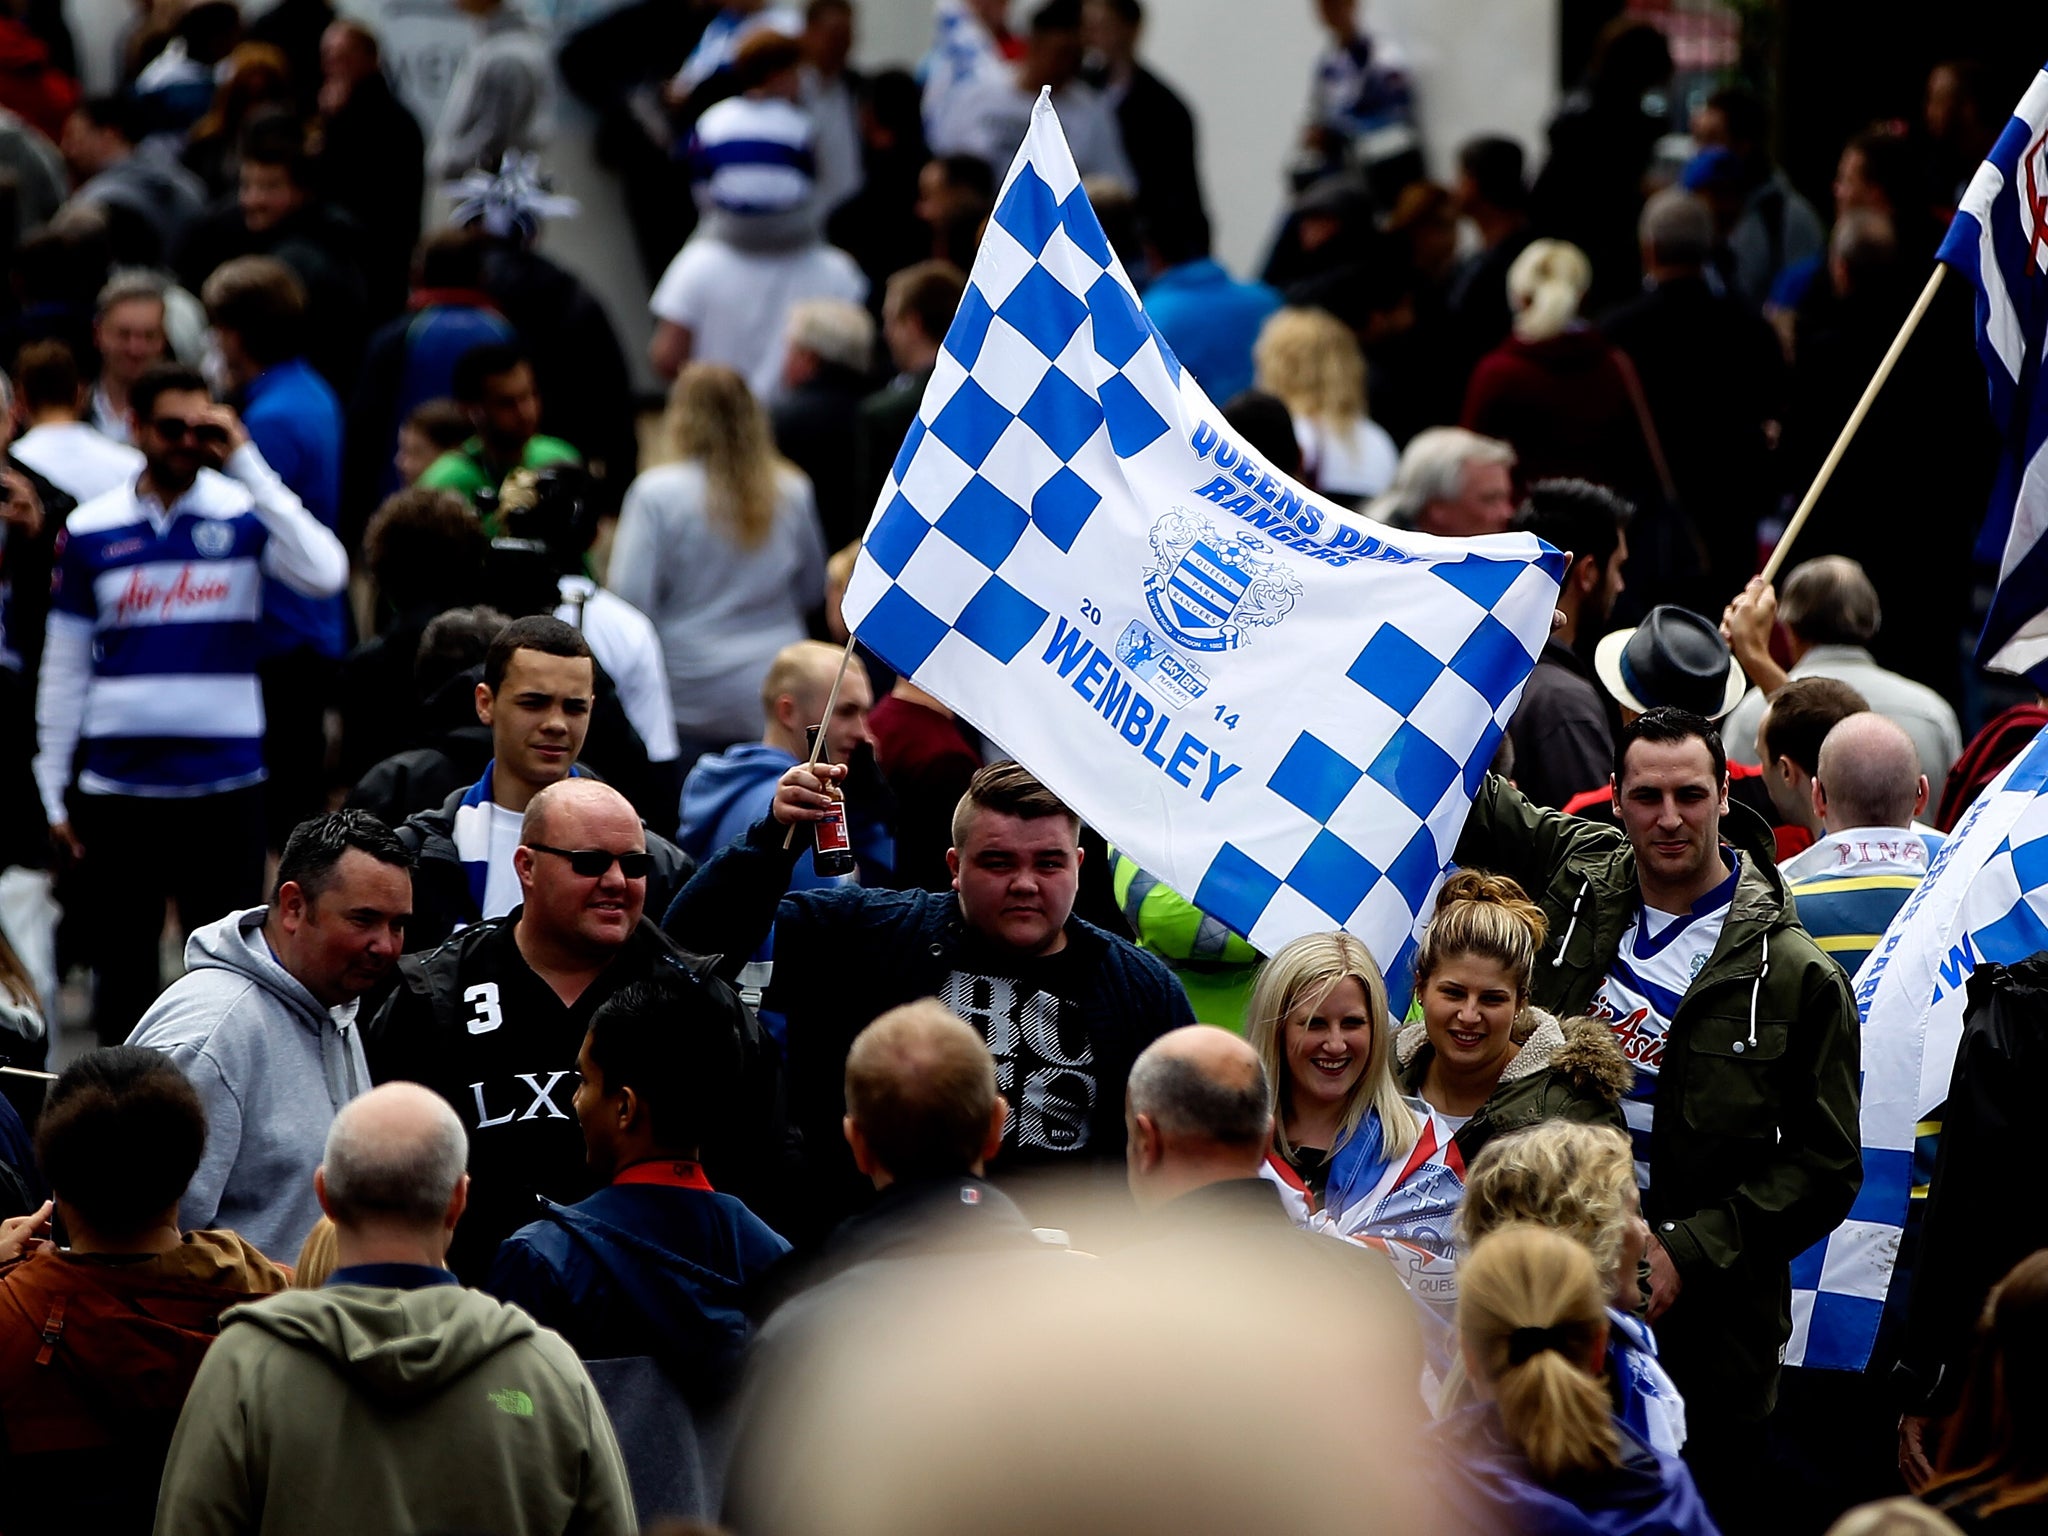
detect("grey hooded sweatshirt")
[154,1283,634,1536]
[127,906,369,1260]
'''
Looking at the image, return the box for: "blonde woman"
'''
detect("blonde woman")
[1395,871,1629,1167]
[607,363,827,767]
[1247,931,1464,1313]
[1460,238,1656,503]
[1251,307,1398,505]
[1458,1122,1684,1458]
[1438,1225,1716,1535]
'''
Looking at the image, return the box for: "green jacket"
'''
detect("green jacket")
[153,1281,634,1536]
[1454,774,1862,1421]
[418,434,583,510]
[1394,1007,1632,1169]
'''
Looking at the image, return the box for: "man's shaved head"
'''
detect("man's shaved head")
[1816,712,1926,830]
[321,1082,468,1230]
[1129,1026,1270,1147]
[520,776,636,847]
[845,1001,1002,1181]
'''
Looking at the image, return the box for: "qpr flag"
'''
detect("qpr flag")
[1941,61,2048,680]
[1784,725,2048,1370]
[840,92,1565,984]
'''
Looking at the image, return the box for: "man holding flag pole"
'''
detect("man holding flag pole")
[665,92,1570,1238]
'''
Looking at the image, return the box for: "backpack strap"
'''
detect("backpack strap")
[34,1292,63,1366]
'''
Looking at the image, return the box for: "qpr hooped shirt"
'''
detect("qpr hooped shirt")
[1586,854,1740,1189]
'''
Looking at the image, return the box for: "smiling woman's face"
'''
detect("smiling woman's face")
[1283,975,1372,1122]
[1419,953,1522,1085]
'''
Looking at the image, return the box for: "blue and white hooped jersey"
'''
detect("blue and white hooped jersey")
[1586,856,1740,1189]
[51,475,275,796]
[687,95,818,218]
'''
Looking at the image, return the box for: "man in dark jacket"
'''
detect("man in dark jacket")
[488,970,789,1392]
[1080,0,1205,253]
[1505,478,1630,809]
[368,778,786,1282]
[769,300,876,553]
[312,20,424,320]
[1454,706,1860,1520]
[854,260,963,516]
[666,760,1194,1244]
[394,615,689,952]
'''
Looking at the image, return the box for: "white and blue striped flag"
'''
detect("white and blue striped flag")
[1784,723,2048,1369]
[1942,62,2048,680]
[840,93,1565,994]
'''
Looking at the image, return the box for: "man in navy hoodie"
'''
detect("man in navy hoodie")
[488,969,788,1391]
[666,759,1194,1244]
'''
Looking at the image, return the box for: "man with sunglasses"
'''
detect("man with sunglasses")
[33,362,349,1044]
[367,777,787,1282]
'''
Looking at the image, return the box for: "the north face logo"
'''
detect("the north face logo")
[487,1388,534,1417]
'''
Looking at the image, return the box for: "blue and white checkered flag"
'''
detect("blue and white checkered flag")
[842,92,1566,984]
[1785,724,2048,1370]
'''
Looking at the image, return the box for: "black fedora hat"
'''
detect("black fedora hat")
[1592,606,1745,719]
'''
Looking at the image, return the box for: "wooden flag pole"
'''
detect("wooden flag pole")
[782,633,861,851]
[1759,263,1948,585]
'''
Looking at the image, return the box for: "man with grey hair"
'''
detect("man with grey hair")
[154,1081,636,1536]
[1723,555,1963,781]
[89,268,172,443]
[1125,1025,1274,1212]
[772,297,877,547]
[1781,711,1942,977]
[1603,185,1786,598]
[1365,426,1518,538]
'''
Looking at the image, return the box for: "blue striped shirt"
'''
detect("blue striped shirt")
[687,95,817,218]
[1782,828,1940,980]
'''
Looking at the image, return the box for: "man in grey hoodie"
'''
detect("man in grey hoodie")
[154,1082,635,1536]
[128,811,413,1261]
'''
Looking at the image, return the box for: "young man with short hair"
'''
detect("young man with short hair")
[1454,706,1860,1519]
[394,613,690,951]
[1755,675,1870,846]
[129,811,414,1259]
[416,341,581,514]
[665,758,1194,1241]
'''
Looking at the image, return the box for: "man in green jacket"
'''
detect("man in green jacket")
[1454,706,1860,1514]
[153,1083,634,1536]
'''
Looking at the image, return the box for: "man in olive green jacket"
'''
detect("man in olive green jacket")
[1454,707,1860,1492]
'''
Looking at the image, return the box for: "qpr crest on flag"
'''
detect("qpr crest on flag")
[839,89,1566,989]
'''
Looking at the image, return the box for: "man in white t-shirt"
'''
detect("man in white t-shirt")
[393,616,692,952]
[926,0,1132,186]
[647,238,866,401]
[10,339,144,506]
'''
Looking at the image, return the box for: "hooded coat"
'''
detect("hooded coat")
[1454,772,1861,1423]
[153,1282,635,1536]
[1395,1007,1632,1168]
[127,907,371,1260]
[0,1231,289,1535]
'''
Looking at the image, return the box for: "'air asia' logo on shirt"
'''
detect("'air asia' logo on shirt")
[1603,1004,1668,1072]
[112,564,234,624]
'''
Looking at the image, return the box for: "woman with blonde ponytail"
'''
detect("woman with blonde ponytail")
[1395,870,1631,1167]
[1459,237,1660,511]
[1440,1225,1718,1536]
[606,363,827,767]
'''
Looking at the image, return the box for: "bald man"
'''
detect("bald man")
[156,1081,636,1535]
[367,779,788,1282]
[1780,711,1944,978]
[1125,1025,1275,1213]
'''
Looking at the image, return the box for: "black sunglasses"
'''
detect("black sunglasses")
[150,417,230,446]
[527,843,656,879]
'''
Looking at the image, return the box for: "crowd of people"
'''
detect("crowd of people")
[0,0,2036,1533]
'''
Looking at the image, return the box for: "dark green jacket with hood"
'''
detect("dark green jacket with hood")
[1454,774,1862,1422]
[1395,1007,1633,1169]
[152,1282,635,1536]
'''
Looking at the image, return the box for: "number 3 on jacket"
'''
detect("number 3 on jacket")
[465,982,504,1034]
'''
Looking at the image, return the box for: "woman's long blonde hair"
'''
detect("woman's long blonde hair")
[1459,1121,1638,1297]
[1246,931,1417,1165]
[1506,239,1593,343]
[1459,1224,1620,1484]
[664,363,788,549]
[1252,306,1369,433]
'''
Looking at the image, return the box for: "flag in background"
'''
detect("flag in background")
[839,91,1565,1001]
[1940,62,2048,680]
[1784,724,2048,1370]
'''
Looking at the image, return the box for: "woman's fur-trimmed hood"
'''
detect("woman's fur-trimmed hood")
[1396,1007,1632,1103]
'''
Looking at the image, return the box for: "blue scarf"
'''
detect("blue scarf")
[449,760,586,915]
[1322,1108,1394,1222]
